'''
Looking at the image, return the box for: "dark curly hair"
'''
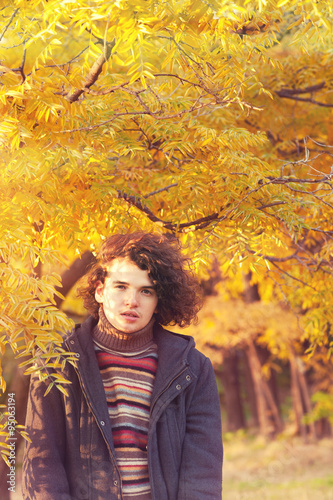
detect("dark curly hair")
[77,232,202,327]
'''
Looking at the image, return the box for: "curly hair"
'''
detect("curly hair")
[77,232,202,327]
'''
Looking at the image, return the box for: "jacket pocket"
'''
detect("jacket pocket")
[157,398,185,472]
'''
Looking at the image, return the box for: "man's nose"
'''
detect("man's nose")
[125,290,139,306]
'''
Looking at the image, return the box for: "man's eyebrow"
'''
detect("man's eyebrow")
[111,280,155,289]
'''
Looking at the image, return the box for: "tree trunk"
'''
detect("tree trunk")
[220,348,246,432]
[54,250,96,307]
[247,340,272,436]
[242,350,259,427]
[243,273,283,436]
[315,418,332,438]
[257,345,280,410]
[289,350,317,441]
[247,340,284,437]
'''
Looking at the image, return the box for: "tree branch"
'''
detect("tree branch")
[276,82,326,96]
[264,175,333,185]
[18,46,26,83]
[66,54,107,103]
[143,183,178,198]
[275,82,333,107]
[117,190,221,232]
[0,8,19,42]
[247,248,300,263]
[118,168,333,236]
[58,100,221,133]
[270,261,318,289]
[66,42,114,103]
[276,95,333,107]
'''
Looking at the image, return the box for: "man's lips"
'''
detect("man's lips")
[121,311,139,319]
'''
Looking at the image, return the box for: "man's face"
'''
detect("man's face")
[95,257,158,333]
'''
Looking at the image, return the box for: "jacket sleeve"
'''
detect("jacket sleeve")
[22,370,72,500]
[177,356,223,500]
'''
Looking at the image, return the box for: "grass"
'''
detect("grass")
[223,429,333,499]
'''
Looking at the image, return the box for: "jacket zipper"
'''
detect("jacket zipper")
[148,365,189,500]
[150,365,188,417]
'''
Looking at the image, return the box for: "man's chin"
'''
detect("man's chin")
[115,321,140,334]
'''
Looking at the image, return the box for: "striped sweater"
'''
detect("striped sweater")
[93,310,157,500]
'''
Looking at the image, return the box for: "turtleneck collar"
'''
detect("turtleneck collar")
[92,306,155,353]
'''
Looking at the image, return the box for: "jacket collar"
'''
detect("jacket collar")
[66,316,195,375]
[152,323,194,392]
[65,316,196,421]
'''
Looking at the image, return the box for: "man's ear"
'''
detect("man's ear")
[95,281,104,303]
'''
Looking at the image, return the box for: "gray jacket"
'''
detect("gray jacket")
[23,316,223,499]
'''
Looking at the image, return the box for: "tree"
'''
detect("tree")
[1,0,333,454]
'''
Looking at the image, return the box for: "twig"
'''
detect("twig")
[0,8,19,42]
[264,175,333,185]
[144,183,178,198]
[270,261,317,290]
[247,248,300,263]
[276,95,333,107]
[276,82,326,96]
[18,46,27,83]
[57,100,219,133]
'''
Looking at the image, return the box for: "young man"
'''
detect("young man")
[23,232,223,500]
